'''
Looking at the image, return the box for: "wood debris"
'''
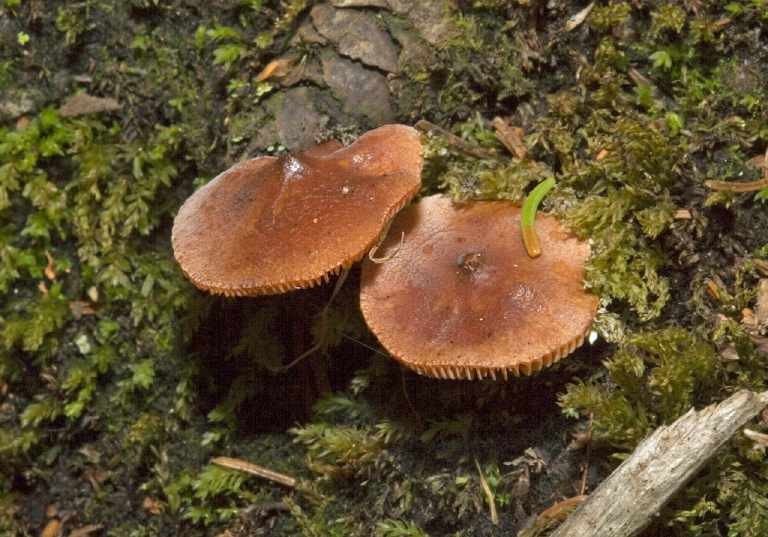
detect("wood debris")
[550,389,768,537]
[59,93,122,117]
[414,119,497,160]
[211,456,297,488]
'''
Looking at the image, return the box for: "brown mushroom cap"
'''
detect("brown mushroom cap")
[172,125,423,296]
[359,194,598,380]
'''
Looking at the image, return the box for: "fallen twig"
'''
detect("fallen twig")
[551,389,768,537]
[705,146,768,192]
[415,119,497,160]
[212,456,297,488]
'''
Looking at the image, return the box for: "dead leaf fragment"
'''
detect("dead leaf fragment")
[745,154,765,169]
[16,116,30,130]
[537,495,588,522]
[60,93,122,118]
[45,251,56,280]
[569,432,591,450]
[719,345,740,362]
[254,58,296,82]
[564,1,595,32]
[142,496,166,515]
[69,301,97,320]
[69,524,103,537]
[40,519,60,537]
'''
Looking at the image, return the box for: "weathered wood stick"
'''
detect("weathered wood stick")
[414,119,497,160]
[211,456,297,488]
[551,389,768,537]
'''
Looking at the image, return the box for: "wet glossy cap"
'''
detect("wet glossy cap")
[172,125,423,295]
[359,194,598,379]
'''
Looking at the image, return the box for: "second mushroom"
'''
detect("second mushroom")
[359,194,599,380]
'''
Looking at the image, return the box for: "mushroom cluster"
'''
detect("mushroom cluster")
[172,125,598,380]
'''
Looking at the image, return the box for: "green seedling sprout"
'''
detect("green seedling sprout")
[521,177,556,258]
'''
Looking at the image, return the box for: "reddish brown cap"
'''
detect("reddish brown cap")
[172,125,423,296]
[360,194,598,379]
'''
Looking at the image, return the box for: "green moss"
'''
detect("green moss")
[430,7,533,120]
[651,4,687,35]
[553,117,683,321]
[589,1,632,33]
[560,327,722,450]
[559,321,768,534]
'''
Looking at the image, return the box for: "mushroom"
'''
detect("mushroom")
[172,125,423,296]
[359,194,599,380]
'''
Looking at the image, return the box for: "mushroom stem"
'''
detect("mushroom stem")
[277,268,352,372]
[521,177,556,258]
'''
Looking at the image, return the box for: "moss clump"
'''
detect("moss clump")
[560,327,722,451]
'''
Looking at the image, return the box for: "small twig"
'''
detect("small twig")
[491,117,531,161]
[340,333,391,358]
[474,456,499,526]
[400,368,419,418]
[415,119,497,160]
[579,412,594,496]
[212,456,297,488]
[704,176,768,192]
[276,267,351,372]
[706,145,768,192]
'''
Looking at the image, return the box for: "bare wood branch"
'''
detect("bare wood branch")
[414,119,498,160]
[491,117,531,161]
[211,456,297,488]
[551,389,768,537]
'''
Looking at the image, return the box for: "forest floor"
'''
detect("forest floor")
[2,1,768,536]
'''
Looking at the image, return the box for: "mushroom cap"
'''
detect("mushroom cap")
[172,125,423,296]
[359,194,598,380]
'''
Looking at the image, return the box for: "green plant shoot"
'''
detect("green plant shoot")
[521,177,556,258]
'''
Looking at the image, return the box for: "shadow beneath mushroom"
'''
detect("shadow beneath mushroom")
[186,280,369,430]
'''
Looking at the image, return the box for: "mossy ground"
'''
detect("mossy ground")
[2,1,768,536]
